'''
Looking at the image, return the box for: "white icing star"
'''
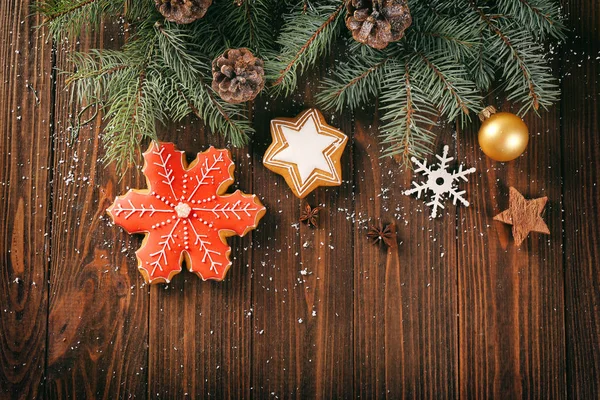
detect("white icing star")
[272,116,338,183]
[263,109,348,198]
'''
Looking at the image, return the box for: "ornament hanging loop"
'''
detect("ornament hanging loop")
[478,106,497,122]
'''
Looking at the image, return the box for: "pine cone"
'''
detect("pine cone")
[155,0,212,24]
[346,0,412,49]
[212,48,265,104]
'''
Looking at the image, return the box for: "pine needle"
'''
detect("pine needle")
[266,1,345,96]
[35,0,565,169]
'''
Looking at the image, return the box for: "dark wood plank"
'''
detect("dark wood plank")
[561,0,600,397]
[0,1,53,398]
[250,77,355,397]
[148,122,253,399]
[353,108,458,399]
[457,103,566,397]
[45,24,149,398]
[3,1,598,397]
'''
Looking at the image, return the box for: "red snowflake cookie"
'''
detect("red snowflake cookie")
[107,142,266,284]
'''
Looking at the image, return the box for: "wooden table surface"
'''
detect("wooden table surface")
[1,1,599,399]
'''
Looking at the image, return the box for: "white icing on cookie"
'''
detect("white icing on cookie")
[272,115,338,184]
[263,109,348,198]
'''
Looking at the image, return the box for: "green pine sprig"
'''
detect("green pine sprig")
[34,0,124,39]
[317,0,564,162]
[318,42,390,112]
[379,59,439,165]
[36,0,566,171]
[266,1,345,96]
[471,3,560,114]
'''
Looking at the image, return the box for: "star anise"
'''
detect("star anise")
[299,203,321,228]
[367,222,397,248]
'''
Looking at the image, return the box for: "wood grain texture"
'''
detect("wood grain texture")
[353,108,459,399]
[148,123,253,399]
[457,104,566,398]
[1,1,600,398]
[561,0,600,397]
[45,23,149,398]
[0,1,52,398]
[251,76,355,398]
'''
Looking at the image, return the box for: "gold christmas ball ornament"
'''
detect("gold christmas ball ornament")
[477,106,529,162]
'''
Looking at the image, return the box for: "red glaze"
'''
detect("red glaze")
[107,142,266,284]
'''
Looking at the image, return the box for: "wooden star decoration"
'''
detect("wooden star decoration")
[493,187,550,246]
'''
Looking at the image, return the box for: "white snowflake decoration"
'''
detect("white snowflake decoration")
[404,145,476,218]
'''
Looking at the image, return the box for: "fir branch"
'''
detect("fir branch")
[34,0,125,39]
[164,72,254,147]
[41,0,98,23]
[68,50,159,172]
[242,0,276,53]
[35,0,565,170]
[474,4,540,109]
[380,60,438,165]
[65,26,161,171]
[422,0,470,15]
[102,65,158,172]
[181,18,227,57]
[213,0,276,54]
[66,49,134,109]
[155,22,253,146]
[497,0,566,40]
[317,48,390,112]
[104,31,160,170]
[271,4,342,86]
[267,1,344,95]
[413,51,481,121]
[468,32,496,90]
[124,0,155,21]
[472,2,559,113]
[405,8,479,62]
[154,22,208,78]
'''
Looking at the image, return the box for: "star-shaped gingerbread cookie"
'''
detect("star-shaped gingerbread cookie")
[493,187,550,246]
[263,108,348,198]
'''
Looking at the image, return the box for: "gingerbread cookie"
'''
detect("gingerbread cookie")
[263,108,348,198]
[107,142,266,284]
